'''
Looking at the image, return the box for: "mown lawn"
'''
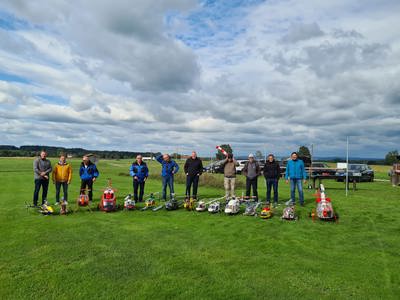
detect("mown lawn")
[0,157,399,299]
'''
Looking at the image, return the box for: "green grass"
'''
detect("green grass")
[0,157,399,299]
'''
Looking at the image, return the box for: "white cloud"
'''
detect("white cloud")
[0,0,399,158]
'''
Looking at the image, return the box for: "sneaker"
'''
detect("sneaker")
[55,202,60,206]
[273,203,277,208]
[300,203,305,207]
[266,201,270,206]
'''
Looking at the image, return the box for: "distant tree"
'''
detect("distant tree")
[298,145,311,157]
[216,144,233,160]
[384,150,399,165]
[255,150,263,160]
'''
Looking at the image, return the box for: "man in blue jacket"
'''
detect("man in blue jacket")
[129,155,149,202]
[156,154,179,200]
[285,152,307,206]
[79,155,99,203]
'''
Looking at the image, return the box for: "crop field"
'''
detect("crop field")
[0,157,399,299]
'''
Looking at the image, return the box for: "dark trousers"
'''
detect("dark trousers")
[133,180,145,202]
[186,175,199,198]
[80,179,94,201]
[266,178,279,204]
[55,181,69,202]
[246,177,258,201]
[33,178,49,206]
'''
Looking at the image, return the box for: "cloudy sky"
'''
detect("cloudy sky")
[0,0,399,158]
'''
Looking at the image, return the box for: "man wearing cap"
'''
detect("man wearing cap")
[130,155,149,202]
[79,155,99,204]
[223,153,238,200]
[242,154,261,201]
[285,152,307,206]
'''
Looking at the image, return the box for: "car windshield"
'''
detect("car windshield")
[349,165,362,171]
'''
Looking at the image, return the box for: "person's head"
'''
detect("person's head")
[163,154,170,162]
[59,154,66,164]
[248,153,255,162]
[227,153,233,161]
[268,154,274,162]
[83,155,89,164]
[136,154,143,163]
[40,150,47,160]
[191,151,197,159]
[291,152,298,160]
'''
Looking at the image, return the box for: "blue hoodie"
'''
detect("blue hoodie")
[129,162,149,183]
[79,162,99,180]
[156,155,179,177]
[285,159,307,180]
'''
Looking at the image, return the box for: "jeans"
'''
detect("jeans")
[246,177,258,201]
[162,176,174,200]
[55,181,68,202]
[133,180,145,202]
[80,179,94,201]
[186,175,199,198]
[266,178,279,204]
[224,177,235,199]
[290,178,304,205]
[33,178,49,206]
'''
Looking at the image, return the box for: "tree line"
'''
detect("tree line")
[0,145,160,159]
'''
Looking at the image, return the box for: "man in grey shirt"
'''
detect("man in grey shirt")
[33,150,52,206]
[242,154,261,201]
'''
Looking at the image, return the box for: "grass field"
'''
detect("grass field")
[1,157,399,299]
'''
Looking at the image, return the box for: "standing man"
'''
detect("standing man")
[285,152,307,206]
[184,151,203,200]
[130,155,149,202]
[52,154,72,205]
[242,154,261,201]
[156,154,179,201]
[79,155,99,204]
[33,150,52,206]
[263,154,281,207]
[223,153,237,200]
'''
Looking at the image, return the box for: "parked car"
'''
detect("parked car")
[203,160,225,173]
[335,164,374,182]
[236,160,248,174]
[309,162,336,176]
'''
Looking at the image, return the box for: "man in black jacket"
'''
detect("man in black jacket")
[184,151,203,199]
[263,154,281,207]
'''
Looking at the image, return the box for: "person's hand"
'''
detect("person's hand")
[285,180,288,184]
[303,180,307,184]
[134,176,138,180]
[44,175,48,180]
[172,171,175,175]
[92,177,96,182]
[197,173,200,176]
[40,172,46,176]
[67,181,70,185]
[144,177,147,182]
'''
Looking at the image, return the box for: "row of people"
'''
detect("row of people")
[33,152,99,206]
[32,150,307,207]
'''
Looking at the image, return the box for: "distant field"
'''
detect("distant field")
[1,157,399,299]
